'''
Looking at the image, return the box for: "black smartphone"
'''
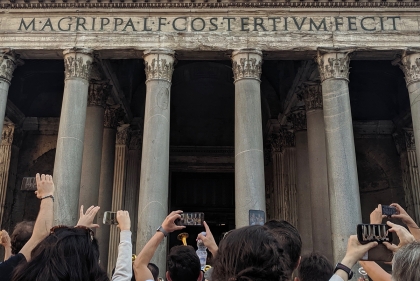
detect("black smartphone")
[357,224,393,244]
[382,205,397,217]
[361,244,394,262]
[175,212,204,226]
[103,211,118,225]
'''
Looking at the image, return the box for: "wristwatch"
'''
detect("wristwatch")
[334,263,354,280]
[156,226,168,237]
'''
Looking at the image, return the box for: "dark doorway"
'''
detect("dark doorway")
[169,172,235,260]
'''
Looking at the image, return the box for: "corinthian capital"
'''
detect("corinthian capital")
[144,49,175,83]
[63,48,93,80]
[88,81,112,107]
[399,51,420,86]
[232,49,263,82]
[0,50,23,84]
[279,127,295,148]
[404,128,416,151]
[104,106,124,129]
[316,51,350,82]
[303,83,323,111]
[1,123,14,146]
[287,109,307,131]
[116,124,131,146]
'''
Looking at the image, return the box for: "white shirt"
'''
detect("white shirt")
[111,230,133,281]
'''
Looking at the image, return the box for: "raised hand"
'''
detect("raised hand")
[116,210,131,231]
[161,211,186,233]
[35,173,54,199]
[76,205,100,228]
[383,221,415,253]
[370,204,386,224]
[197,221,218,256]
[390,203,418,228]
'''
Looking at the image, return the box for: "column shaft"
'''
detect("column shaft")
[317,51,362,262]
[96,107,119,270]
[304,84,333,261]
[137,49,174,272]
[0,124,14,228]
[107,125,130,276]
[79,81,110,209]
[53,48,93,225]
[0,50,21,131]
[232,49,266,228]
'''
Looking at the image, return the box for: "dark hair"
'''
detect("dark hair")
[10,221,35,255]
[212,225,289,281]
[12,226,109,281]
[167,245,201,281]
[298,252,333,281]
[148,263,159,281]
[264,220,302,274]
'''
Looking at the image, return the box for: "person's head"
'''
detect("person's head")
[148,263,159,281]
[212,225,289,281]
[392,242,420,281]
[12,226,109,281]
[10,221,35,255]
[264,220,302,274]
[166,245,202,281]
[295,252,333,281]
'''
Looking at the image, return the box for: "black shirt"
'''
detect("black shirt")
[0,253,26,281]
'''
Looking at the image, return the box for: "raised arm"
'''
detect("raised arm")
[390,203,420,240]
[19,173,55,261]
[134,211,185,281]
[358,261,391,281]
[1,230,12,260]
[197,221,218,257]
[112,210,132,281]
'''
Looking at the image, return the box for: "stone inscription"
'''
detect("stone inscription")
[16,16,403,32]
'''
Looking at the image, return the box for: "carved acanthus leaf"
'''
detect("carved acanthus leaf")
[144,58,174,82]
[303,84,323,111]
[399,53,420,86]
[269,127,295,152]
[64,54,93,80]
[116,124,131,146]
[129,130,143,150]
[88,81,112,107]
[1,124,14,146]
[404,129,416,151]
[232,57,262,82]
[316,52,350,82]
[0,51,21,83]
[287,110,307,131]
[104,107,124,129]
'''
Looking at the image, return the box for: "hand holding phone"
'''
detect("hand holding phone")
[103,211,118,225]
[382,205,397,217]
[175,212,204,226]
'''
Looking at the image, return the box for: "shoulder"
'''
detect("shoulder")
[0,254,27,280]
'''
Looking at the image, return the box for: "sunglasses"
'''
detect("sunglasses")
[50,225,94,242]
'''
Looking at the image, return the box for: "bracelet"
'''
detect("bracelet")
[41,195,54,202]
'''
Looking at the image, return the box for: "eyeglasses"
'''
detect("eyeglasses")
[50,225,94,242]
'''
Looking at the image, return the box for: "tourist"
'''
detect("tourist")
[0,173,54,281]
[295,252,333,281]
[1,221,35,262]
[147,263,159,281]
[264,220,302,279]
[211,225,289,281]
[392,241,420,281]
[133,210,203,281]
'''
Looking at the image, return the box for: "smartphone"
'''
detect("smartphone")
[357,224,393,244]
[361,244,394,262]
[103,211,118,225]
[382,205,397,217]
[175,212,204,226]
[20,177,37,191]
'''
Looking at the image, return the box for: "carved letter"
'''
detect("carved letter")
[209,18,218,31]
[223,17,235,31]
[387,16,400,30]
[100,18,110,31]
[114,18,124,31]
[347,17,357,31]
[241,18,249,31]
[173,17,187,32]
[191,18,205,32]
[76,17,87,31]
[58,17,72,32]
[335,17,343,31]
[158,17,167,31]
[18,18,35,31]
[143,18,152,31]
[41,18,55,31]
[268,17,281,31]
[361,17,376,31]
[253,17,267,31]
[309,18,327,31]
[292,17,306,30]
[123,18,137,31]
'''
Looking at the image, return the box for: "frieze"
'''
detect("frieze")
[0,51,21,84]
[287,109,307,131]
[399,52,420,86]
[63,49,93,80]
[88,81,112,108]
[303,83,323,111]
[232,49,262,82]
[316,52,351,82]
[144,50,175,83]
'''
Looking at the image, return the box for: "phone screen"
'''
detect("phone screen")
[103,211,118,225]
[176,212,204,226]
[357,224,393,244]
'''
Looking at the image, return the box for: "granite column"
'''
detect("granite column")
[303,83,333,262]
[96,107,120,270]
[79,80,110,209]
[316,51,362,262]
[0,50,21,131]
[288,109,313,255]
[53,48,93,225]
[231,49,266,228]
[136,49,174,272]
[0,124,14,228]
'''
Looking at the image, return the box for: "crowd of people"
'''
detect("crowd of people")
[0,173,419,281]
